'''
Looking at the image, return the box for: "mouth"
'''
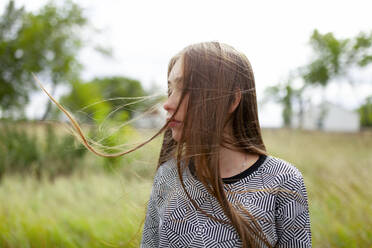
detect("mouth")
[166,118,182,127]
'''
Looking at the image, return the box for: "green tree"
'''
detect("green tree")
[0,0,87,119]
[264,78,305,128]
[302,29,372,86]
[264,29,372,128]
[302,30,348,86]
[302,30,372,128]
[358,96,372,128]
[60,76,148,124]
[59,76,153,171]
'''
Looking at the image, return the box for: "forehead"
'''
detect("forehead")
[168,58,183,87]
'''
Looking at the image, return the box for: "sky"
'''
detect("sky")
[3,0,372,127]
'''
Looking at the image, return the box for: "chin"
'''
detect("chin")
[172,134,181,142]
[171,129,181,142]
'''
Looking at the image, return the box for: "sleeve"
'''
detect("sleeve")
[275,172,312,248]
[140,173,160,248]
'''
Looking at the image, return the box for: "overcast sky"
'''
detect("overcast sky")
[3,0,372,126]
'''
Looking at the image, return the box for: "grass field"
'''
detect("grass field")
[264,129,372,247]
[0,174,151,248]
[0,128,371,247]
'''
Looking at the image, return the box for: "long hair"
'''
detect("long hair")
[36,41,270,247]
[159,42,270,247]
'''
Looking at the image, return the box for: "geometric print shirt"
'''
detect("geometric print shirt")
[141,156,312,247]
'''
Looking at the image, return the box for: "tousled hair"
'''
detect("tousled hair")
[36,41,270,247]
[159,42,270,247]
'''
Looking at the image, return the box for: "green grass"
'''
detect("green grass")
[0,174,152,248]
[263,129,372,247]
[0,128,371,247]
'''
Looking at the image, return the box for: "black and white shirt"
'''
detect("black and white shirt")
[141,156,312,247]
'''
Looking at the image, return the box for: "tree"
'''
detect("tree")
[60,76,149,124]
[302,29,372,87]
[301,30,349,86]
[264,29,372,128]
[302,30,372,128]
[358,96,372,128]
[0,0,88,119]
[264,78,305,128]
[58,76,155,170]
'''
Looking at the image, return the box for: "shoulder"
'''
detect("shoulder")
[261,156,304,178]
[152,158,183,188]
[155,158,177,177]
[261,156,309,207]
[264,157,312,246]
[259,156,306,187]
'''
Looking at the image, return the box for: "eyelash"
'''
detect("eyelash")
[168,88,177,95]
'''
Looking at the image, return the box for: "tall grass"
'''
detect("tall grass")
[0,174,152,248]
[263,129,372,247]
[0,126,371,247]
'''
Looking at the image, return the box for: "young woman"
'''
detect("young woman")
[36,41,311,247]
[140,42,312,248]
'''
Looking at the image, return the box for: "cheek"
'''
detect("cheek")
[170,126,182,142]
[179,104,187,117]
[179,95,189,117]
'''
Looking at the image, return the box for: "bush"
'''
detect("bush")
[0,122,86,181]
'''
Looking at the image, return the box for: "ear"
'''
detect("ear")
[229,89,241,114]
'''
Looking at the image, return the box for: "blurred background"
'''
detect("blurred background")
[0,0,371,247]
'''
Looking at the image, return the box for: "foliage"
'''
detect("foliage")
[56,77,163,172]
[264,29,372,127]
[0,122,86,181]
[60,76,149,124]
[302,29,372,86]
[60,79,112,124]
[0,0,88,119]
[302,30,349,86]
[91,125,143,172]
[358,96,372,128]
[264,79,305,127]
[351,32,372,67]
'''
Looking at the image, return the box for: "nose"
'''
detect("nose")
[163,96,175,113]
[163,89,181,112]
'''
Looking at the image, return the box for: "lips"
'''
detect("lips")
[166,118,182,127]
[166,117,181,122]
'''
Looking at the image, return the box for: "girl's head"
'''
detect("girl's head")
[159,42,269,247]
[160,41,266,164]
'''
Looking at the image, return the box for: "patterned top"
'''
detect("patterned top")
[141,156,312,247]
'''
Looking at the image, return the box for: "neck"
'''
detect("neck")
[219,123,259,178]
[218,146,259,178]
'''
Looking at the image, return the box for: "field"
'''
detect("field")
[0,127,371,247]
[264,129,372,247]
